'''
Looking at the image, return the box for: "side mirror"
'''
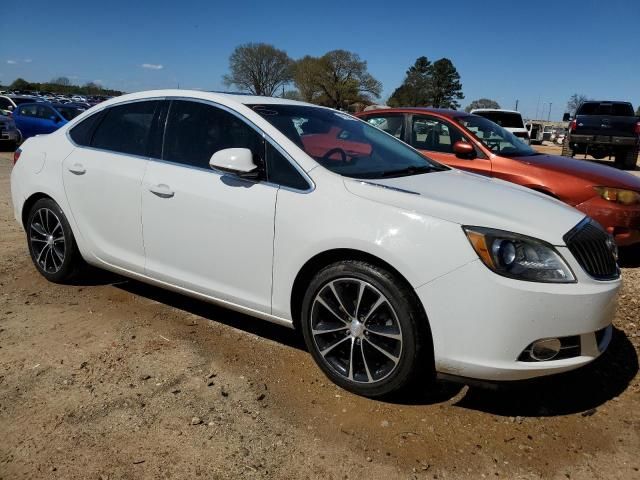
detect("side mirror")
[209,148,260,179]
[453,140,476,159]
[562,113,571,122]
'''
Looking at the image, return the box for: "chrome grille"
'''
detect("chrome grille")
[564,219,618,280]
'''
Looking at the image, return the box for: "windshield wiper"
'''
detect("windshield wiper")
[377,165,443,178]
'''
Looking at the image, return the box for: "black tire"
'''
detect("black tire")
[0,140,16,152]
[300,260,433,398]
[560,138,573,157]
[26,198,83,283]
[615,147,639,170]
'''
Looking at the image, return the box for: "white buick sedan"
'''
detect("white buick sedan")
[10,90,620,397]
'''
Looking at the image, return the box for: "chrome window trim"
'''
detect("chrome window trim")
[65,96,315,194]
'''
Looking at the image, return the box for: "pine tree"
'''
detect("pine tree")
[429,58,464,109]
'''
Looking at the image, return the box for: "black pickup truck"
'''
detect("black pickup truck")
[561,101,639,168]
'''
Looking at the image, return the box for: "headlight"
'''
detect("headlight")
[594,187,640,206]
[463,226,575,283]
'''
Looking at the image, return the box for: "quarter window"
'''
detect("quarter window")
[411,116,463,154]
[69,111,106,146]
[91,101,158,156]
[265,143,309,190]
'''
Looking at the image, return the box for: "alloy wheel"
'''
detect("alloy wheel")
[310,278,403,384]
[29,208,66,274]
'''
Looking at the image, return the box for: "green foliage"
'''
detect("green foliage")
[291,50,381,109]
[388,57,464,109]
[429,58,464,109]
[387,56,432,107]
[7,76,122,96]
[223,43,293,96]
[636,105,640,116]
[465,98,501,112]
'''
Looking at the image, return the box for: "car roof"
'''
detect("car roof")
[581,100,632,105]
[97,89,312,110]
[358,107,469,119]
[470,108,522,115]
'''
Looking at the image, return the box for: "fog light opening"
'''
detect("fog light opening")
[530,338,562,361]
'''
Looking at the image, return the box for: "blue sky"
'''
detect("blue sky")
[2,0,638,120]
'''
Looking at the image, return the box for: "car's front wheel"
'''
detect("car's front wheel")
[26,198,83,283]
[300,260,433,397]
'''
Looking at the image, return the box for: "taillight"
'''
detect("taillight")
[570,119,577,132]
[13,148,21,165]
[635,121,640,135]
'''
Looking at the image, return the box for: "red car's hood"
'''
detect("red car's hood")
[511,154,640,191]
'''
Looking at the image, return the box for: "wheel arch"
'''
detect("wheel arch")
[21,192,56,228]
[290,248,426,331]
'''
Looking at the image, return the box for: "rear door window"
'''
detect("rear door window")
[91,101,159,156]
[411,116,463,153]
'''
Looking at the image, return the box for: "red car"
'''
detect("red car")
[357,108,640,248]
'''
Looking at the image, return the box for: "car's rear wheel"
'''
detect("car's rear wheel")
[300,260,433,398]
[615,147,639,169]
[26,198,82,283]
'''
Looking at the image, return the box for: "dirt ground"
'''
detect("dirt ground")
[0,151,639,480]
[533,143,639,171]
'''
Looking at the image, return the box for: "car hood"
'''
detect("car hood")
[511,154,640,191]
[344,169,584,245]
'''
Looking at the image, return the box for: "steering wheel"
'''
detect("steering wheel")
[321,147,349,163]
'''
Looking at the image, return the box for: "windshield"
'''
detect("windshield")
[456,115,537,157]
[249,104,446,179]
[55,106,84,121]
[472,111,524,129]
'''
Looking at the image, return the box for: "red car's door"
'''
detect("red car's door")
[408,114,492,176]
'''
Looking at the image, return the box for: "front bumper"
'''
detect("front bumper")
[575,196,640,246]
[415,251,619,381]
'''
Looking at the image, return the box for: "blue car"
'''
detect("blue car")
[12,103,75,140]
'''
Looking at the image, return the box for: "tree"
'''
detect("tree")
[636,105,640,116]
[567,93,589,116]
[465,98,500,112]
[387,56,432,107]
[429,58,464,109]
[50,76,71,86]
[223,43,293,96]
[292,55,322,103]
[292,50,381,109]
[10,78,35,91]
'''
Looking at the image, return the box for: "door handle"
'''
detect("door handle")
[68,163,86,175]
[149,183,175,198]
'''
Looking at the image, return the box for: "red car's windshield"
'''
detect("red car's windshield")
[456,115,537,157]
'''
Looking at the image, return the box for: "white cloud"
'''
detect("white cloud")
[7,60,17,64]
[93,79,103,84]
[141,63,163,70]
[23,58,32,63]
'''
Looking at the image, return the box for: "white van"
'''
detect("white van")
[470,109,530,144]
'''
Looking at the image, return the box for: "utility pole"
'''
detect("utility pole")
[535,95,541,119]
[548,102,552,121]
[515,99,519,111]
